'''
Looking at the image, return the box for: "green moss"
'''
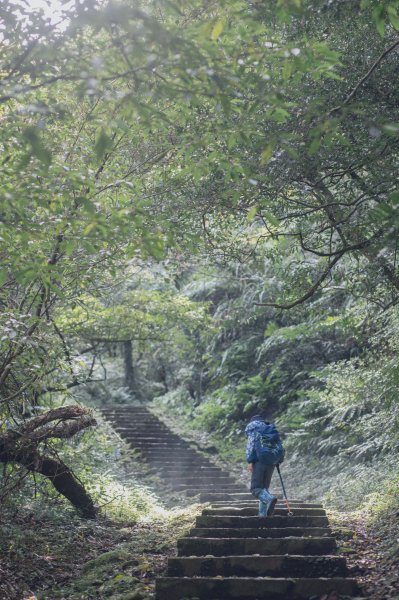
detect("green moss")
[81,549,132,574]
[40,505,201,600]
[44,549,145,599]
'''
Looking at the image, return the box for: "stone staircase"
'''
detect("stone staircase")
[101,405,246,501]
[101,405,361,600]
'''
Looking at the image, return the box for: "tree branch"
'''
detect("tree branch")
[330,37,399,114]
[255,253,343,309]
[19,406,94,436]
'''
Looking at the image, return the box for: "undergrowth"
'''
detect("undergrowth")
[0,412,200,600]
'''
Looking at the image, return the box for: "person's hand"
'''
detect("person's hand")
[247,463,254,473]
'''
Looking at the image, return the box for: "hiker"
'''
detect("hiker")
[245,414,285,517]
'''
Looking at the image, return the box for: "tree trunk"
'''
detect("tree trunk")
[0,443,97,518]
[159,363,169,393]
[123,339,136,392]
[0,405,97,517]
[35,455,97,518]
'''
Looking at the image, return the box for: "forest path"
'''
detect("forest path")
[101,405,361,600]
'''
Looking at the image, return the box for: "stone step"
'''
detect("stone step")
[108,413,160,418]
[184,490,248,498]
[159,473,227,480]
[111,415,171,421]
[105,410,156,414]
[101,408,154,414]
[167,554,347,577]
[143,462,218,470]
[133,454,212,462]
[207,501,323,508]
[163,478,237,485]
[104,415,159,420]
[108,406,155,417]
[155,576,359,600]
[202,507,326,517]
[155,468,223,476]
[111,417,170,422]
[171,488,246,494]
[196,515,330,528]
[118,431,179,439]
[128,469,225,480]
[189,527,332,539]
[143,456,217,473]
[163,472,234,479]
[121,435,188,441]
[147,467,219,474]
[115,426,178,434]
[133,446,203,453]
[135,452,209,460]
[182,486,247,493]
[129,444,192,451]
[205,504,317,511]
[128,438,188,445]
[120,433,181,441]
[165,472,235,479]
[174,483,245,490]
[131,447,194,454]
[114,426,176,435]
[200,494,310,503]
[131,454,213,463]
[133,448,209,457]
[107,410,156,415]
[177,536,336,556]
[101,405,150,410]
[199,493,261,502]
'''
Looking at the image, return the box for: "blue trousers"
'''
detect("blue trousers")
[250,462,275,498]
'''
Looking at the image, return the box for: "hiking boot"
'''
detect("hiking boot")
[258,488,278,516]
[258,499,268,517]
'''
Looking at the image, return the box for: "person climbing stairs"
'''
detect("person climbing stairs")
[101,405,361,600]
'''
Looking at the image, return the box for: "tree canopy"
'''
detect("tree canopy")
[1,0,399,525]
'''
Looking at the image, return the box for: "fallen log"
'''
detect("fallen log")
[0,405,97,518]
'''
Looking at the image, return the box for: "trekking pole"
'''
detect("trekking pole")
[276,464,293,516]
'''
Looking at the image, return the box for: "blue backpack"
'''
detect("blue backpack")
[246,419,285,465]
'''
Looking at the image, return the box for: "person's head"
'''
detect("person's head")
[249,413,268,423]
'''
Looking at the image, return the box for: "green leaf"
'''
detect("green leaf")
[211,18,225,41]
[387,4,399,30]
[0,270,8,286]
[271,108,290,123]
[323,71,343,81]
[84,223,97,236]
[23,127,52,167]
[264,321,279,337]
[382,123,399,135]
[282,61,293,81]
[63,241,76,256]
[372,5,385,37]
[247,206,258,223]
[309,135,321,155]
[260,144,273,164]
[95,129,112,161]
[263,211,280,227]
[227,134,237,150]
[220,95,231,116]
